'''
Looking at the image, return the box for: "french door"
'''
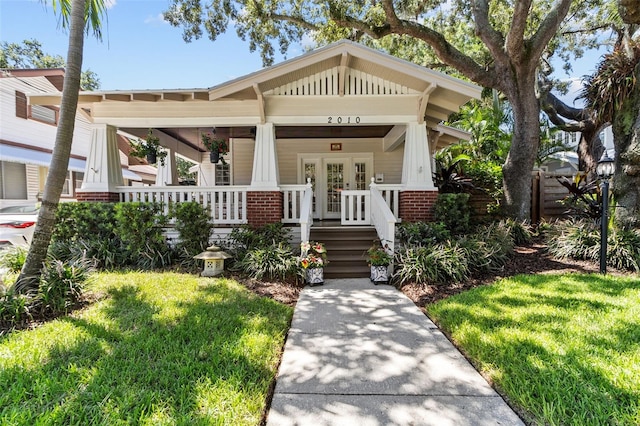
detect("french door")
[300,154,372,220]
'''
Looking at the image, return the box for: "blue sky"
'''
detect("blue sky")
[1,0,602,102]
[0,0,305,90]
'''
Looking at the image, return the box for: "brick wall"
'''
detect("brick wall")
[399,190,438,222]
[75,192,120,202]
[246,191,283,227]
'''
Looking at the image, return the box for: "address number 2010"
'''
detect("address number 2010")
[327,116,361,124]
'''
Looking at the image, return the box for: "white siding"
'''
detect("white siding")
[0,76,92,159]
[232,138,255,186]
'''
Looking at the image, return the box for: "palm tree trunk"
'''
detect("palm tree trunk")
[15,0,86,292]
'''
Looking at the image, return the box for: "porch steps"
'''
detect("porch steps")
[309,226,377,279]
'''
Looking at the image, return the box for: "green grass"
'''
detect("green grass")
[427,273,640,425]
[0,272,293,425]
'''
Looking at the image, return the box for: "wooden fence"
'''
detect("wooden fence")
[531,171,574,223]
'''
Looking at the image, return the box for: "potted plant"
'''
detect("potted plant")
[300,241,328,286]
[201,133,229,164]
[366,240,393,284]
[129,129,167,166]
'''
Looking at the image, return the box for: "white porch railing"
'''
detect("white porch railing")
[281,184,309,224]
[341,190,371,225]
[115,186,248,225]
[299,179,314,243]
[374,184,402,219]
[370,180,397,261]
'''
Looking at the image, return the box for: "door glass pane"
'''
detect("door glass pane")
[355,162,366,190]
[326,163,343,213]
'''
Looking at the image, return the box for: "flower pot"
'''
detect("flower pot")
[210,151,220,164]
[146,151,157,164]
[370,265,389,284]
[305,267,324,286]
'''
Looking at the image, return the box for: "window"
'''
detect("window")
[215,163,230,186]
[0,161,28,199]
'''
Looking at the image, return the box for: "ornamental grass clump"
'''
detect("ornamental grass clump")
[394,220,517,286]
[546,219,640,272]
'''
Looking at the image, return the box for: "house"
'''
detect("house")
[26,40,481,251]
[0,68,152,209]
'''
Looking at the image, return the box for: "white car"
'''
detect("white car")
[0,204,39,248]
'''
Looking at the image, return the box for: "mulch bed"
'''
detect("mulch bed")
[238,239,628,311]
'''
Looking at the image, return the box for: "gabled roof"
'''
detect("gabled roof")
[210,40,479,100]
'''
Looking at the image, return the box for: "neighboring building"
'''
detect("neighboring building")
[0,68,150,209]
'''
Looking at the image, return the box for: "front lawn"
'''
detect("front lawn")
[0,272,293,425]
[428,273,640,425]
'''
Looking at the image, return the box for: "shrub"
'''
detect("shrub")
[37,257,93,315]
[434,193,471,234]
[173,202,214,268]
[396,221,451,246]
[52,202,123,268]
[227,223,292,263]
[235,243,300,281]
[114,203,171,269]
[54,202,117,241]
[0,246,28,273]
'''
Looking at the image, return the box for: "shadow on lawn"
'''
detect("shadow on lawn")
[427,274,640,425]
[0,276,291,424]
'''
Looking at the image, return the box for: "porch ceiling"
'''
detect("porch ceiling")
[154,124,396,151]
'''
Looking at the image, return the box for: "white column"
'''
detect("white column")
[155,148,178,186]
[401,122,436,190]
[250,122,279,190]
[79,124,124,191]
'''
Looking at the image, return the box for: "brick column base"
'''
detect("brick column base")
[399,190,439,222]
[75,191,120,202]
[247,191,283,227]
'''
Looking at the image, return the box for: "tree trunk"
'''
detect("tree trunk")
[15,0,86,292]
[611,64,640,230]
[501,77,541,221]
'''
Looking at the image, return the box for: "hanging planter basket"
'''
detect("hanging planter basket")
[210,151,220,164]
[146,151,157,165]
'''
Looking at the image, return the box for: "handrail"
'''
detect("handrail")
[369,178,397,271]
[299,178,314,243]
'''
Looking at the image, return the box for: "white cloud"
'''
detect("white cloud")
[144,13,168,25]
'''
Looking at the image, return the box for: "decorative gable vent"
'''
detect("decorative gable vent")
[266,67,417,96]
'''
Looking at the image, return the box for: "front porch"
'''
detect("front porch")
[28,40,481,257]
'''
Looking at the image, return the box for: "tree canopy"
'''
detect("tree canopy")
[0,39,100,90]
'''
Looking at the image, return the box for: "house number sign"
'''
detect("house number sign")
[327,116,361,124]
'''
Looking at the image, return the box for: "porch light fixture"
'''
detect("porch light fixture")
[596,151,615,274]
[194,245,231,277]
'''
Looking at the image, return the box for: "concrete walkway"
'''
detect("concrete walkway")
[267,278,524,426]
